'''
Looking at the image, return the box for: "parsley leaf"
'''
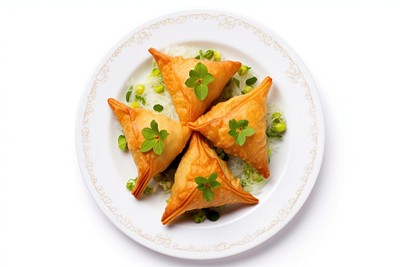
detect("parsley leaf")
[185,62,214,101]
[228,119,255,146]
[153,104,163,112]
[125,86,133,102]
[246,77,257,86]
[139,120,169,155]
[195,172,221,202]
[135,95,146,105]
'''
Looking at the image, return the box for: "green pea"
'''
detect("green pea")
[151,68,161,76]
[238,65,251,76]
[153,84,165,93]
[135,84,145,95]
[272,122,286,133]
[126,178,136,191]
[242,85,253,94]
[213,50,221,61]
[192,210,206,223]
[130,101,139,108]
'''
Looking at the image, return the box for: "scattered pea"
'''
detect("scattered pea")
[192,210,206,223]
[213,50,221,61]
[153,84,165,93]
[151,68,161,76]
[135,84,145,95]
[238,65,251,76]
[242,85,253,94]
[272,122,286,133]
[130,101,139,108]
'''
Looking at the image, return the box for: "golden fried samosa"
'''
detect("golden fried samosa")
[162,132,258,225]
[108,98,192,198]
[148,48,241,124]
[187,76,272,178]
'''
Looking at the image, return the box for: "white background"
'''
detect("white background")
[1,1,400,266]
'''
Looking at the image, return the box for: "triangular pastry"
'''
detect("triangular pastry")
[161,132,258,225]
[148,48,241,124]
[108,98,192,198]
[187,77,272,178]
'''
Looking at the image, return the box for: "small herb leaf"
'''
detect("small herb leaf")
[195,176,207,185]
[241,127,255,136]
[159,129,169,141]
[153,104,163,112]
[153,140,164,155]
[195,84,209,101]
[140,139,157,153]
[203,188,214,202]
[246,77,257,86]
[236,132,246,146]
[126,86,133,102]
[202,73,214,84]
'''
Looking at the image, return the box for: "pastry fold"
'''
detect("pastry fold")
[108,98,192,198]
[148,48,241,124]
[162,132,258,225]
[187,77,272,178]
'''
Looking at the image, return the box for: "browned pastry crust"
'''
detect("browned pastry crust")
[187,77,272,178]
[162,132,258,225]
[108,98,192,198]
[148,48,241,124]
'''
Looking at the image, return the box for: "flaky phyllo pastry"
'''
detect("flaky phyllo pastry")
[188,77,273,178]
[148,48,241,124]
[162,132,258,225]
[108,98,191,198]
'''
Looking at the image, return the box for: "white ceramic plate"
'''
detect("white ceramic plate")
[76,9,324,260]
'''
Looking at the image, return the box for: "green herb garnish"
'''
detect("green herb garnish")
[195,172,221,202]
[233,77,240,88]
[118,134,127,151]
[153,104,163,112]
[195,49,203,59]
[185,62,214,101]
[125,85,133,102]
[140,120,169,155]
[205,209,220,221]
[192,209,206,223]
[228,119,255,146]
[246,77,257,86]
[203,49,214,60]
[135,95,146,105]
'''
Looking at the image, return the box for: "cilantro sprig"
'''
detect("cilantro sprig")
[185,62,214,101]
[140,120,169,155]
[195,172,221,202]
[228,119,255,146]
